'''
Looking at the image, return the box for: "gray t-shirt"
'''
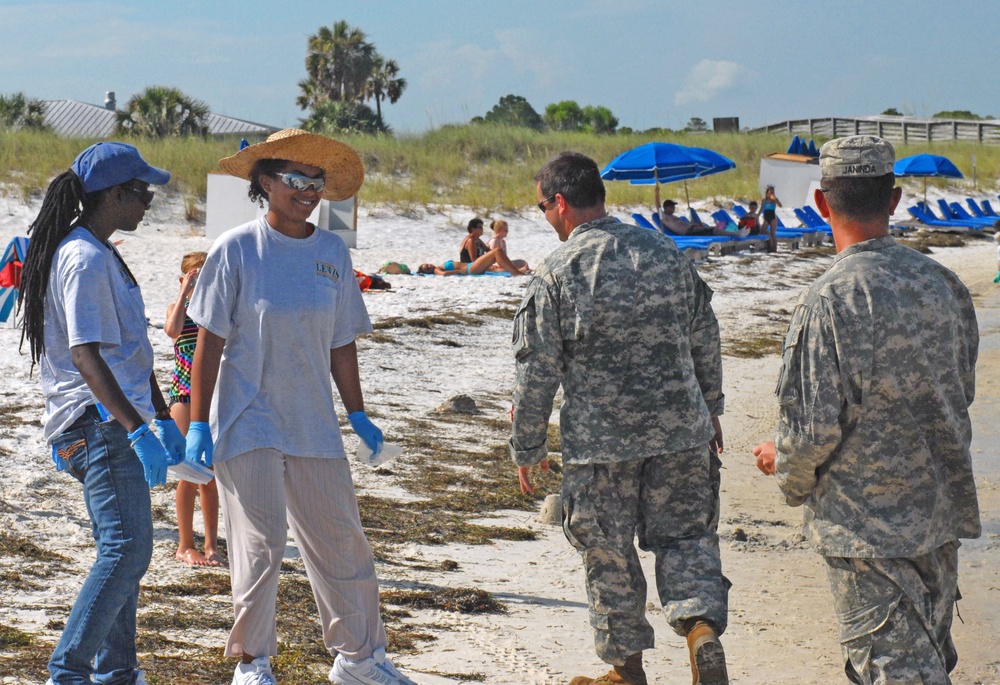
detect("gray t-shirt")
[41,227,155,441]
[188,217,372,464]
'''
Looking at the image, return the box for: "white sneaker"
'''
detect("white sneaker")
[232,657,277,685]
[329,647,418,685]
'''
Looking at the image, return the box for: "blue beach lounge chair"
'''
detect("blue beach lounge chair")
[631,213,658,230]
[948,202,995,227]
[966,198,987,218]
[907,205,983,230]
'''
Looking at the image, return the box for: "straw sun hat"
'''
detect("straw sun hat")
[218,128,364,201]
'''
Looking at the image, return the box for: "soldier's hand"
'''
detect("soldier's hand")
[753,441,776,476]
[709,416,724,454]
[518,459,550,495]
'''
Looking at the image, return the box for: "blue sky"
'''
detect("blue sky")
[1,0,996,134]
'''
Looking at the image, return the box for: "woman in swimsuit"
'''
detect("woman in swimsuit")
[487,219,530,272]
[459,217,489,262]
[761,185,782,253]
[164,251,223,568]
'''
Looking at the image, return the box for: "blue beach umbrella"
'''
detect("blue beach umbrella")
[894,153,964,204]
[601,142,736,211]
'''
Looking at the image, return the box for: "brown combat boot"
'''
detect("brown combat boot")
[686,621,729,685]
[568,652,647,685]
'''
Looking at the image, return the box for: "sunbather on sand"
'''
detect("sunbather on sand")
[660,199,729,236]
[487,219,530,272]
[417,247,531,275]
[459,217,490,262]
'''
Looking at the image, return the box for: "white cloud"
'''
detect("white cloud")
[412,39,498,92]
[493,28,563,90]
[674,60,746,105]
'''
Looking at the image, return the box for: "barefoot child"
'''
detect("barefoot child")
[165,251,223,566]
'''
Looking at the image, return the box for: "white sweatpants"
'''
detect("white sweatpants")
[215,449,387,661]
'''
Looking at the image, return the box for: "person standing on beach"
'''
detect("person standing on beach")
[17,142,180,685]
[163,250,223,567]
[183,129,416,685]
[511,151,731,685]
[760,185,781,252]
[754,136,981,684]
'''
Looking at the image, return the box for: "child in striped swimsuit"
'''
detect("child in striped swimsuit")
[165,251,223,566]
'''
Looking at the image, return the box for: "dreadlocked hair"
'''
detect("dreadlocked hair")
[18,170,95,365]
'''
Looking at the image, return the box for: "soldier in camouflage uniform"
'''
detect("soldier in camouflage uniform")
[511,152,731,685]
[754,136,981,685]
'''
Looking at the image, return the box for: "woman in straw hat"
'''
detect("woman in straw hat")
[18,142,180,685]
[183,129,416,685]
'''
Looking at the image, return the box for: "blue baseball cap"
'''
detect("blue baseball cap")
[71,142,171,193]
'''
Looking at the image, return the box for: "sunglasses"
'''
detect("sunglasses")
[122,183,154,206]
[537,194,557,212]
[273,172,325,193]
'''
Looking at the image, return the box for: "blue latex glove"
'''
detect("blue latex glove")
[348,411,383,456]
[185,421,214,467]
[129,424,168,488]
[154,418,185,466]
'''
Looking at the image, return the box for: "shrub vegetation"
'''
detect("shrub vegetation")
[2,127,998,215]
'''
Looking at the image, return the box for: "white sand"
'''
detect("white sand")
[0,186,998,684]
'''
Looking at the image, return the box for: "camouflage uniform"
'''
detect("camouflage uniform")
[510,216,729,666]
[773,236,980,684]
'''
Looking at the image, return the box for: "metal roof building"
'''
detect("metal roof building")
[41,93,278,139]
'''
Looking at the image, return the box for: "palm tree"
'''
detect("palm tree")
[0,92,48,131]
[301,101,384,135]
[299,20,375,109]
[115,86,209,138]
[295,78,324,111]
[363,55,407,130]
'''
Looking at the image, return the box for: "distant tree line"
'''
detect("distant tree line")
[471,95,620,134]
[882,107,995,120]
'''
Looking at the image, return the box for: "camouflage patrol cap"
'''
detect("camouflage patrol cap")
[819,135,895,178]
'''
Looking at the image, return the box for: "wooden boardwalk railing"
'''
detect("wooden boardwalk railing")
[747,116,1000,144]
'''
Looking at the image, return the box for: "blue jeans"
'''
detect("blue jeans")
[48,406,152,685]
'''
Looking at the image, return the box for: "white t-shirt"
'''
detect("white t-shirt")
[40,227,155,441]
[188,218,372,464]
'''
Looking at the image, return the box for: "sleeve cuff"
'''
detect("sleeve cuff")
[705,396,725,416]
[509,440,548,467]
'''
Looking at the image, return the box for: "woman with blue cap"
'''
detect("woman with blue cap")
[18,141,182,685]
